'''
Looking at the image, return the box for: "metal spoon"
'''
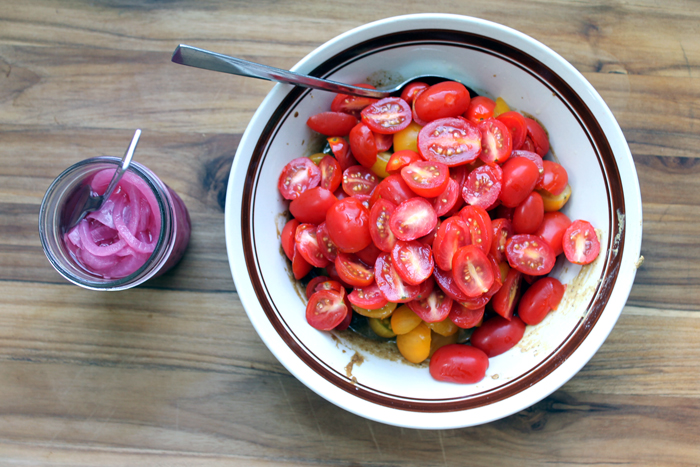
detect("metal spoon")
[63,129,141,232]
[171,44,452,99]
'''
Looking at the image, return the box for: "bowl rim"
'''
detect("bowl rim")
[225,13,642,429]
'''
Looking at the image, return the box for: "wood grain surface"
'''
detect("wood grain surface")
[1,1,699,465]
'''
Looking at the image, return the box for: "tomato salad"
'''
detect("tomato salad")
[278,80,601,385]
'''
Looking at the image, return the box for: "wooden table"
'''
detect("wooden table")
[1,1,698,465]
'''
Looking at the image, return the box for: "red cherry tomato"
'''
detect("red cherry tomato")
[374,252,420,303]
[292,245,313,280]
[512,191,544,235]
[518,277,566,325]
[347,281,389,310]
[391,240,434,285]
[490,218,514,263]
[334,252,374,287]
[524,117,550,157]
[336,298,353,330]
[490,267,522,320]
[306,111,358,136]
[369,174,414,207]
[361,97,412,134]
[325,198,372,253]
[316,222,339,261]
[326,136,357,172]
[429,344,489,384]
[520,136,536,153]
[471,315,526,357]
[505,234,556,276]
[407,286,453,323]
[356,241,382,266]
[348,123,378,168]
[459,205,493,254]
[432,178,460,217]
[464,96,496,123]
[400,160,450,198]
[510,150,544,184]
[278,157,321,200]
[305,275,331,299]
[452,245,495,298]
[374,132,393,152]
[449,302,485,329]
[389,197,438,242]
[281,218,299,261]
[311,279,345,297]
[562,220,600,265]
[537,160,569,196]
[369,199,397,253]
[534,211,572,256]
[417,118,481,167]
[414,81,471,122]
[462,164,502,210]
[433,265,469,302]
[342,165,379,197]
[295,223,330,268]
[432,216,471,271]
[319,155,342,192]
[478,118,512,164]
[498,157,540,208]
[330,83,379,118]
[400,81,429,105]
[289,187,337,225]
[306,289,348,331]
[496,111,527,150]
[386,149,423,175]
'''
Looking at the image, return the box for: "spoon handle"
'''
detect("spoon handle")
[102,129,141,202]
[171,44,388,99]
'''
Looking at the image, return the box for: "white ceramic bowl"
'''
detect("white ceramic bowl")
[225,14,642,429]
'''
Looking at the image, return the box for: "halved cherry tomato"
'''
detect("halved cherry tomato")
[407,286,453,323]
[459,205,493,254]
[307,111,358,136]
[518,277,566,325]
[429,344,489,384]
[347,281,388,310]
[369,199,397,253]
[524,117,550,157]
[452,245,495,298]
[369,174,414,207]
[462,164,502,209]
[292,245,313,280]
[418,218,441,247]
[342,165,379,196]
[311,279,345,297]
[281,218,299,261]
[349,123,378,168]
[374,252,420,303]
[417,118,481,167]
[334,252,374,287]
[386,149,422,175]
[356,242,381,266]
[432,178,460,217]
[278,157,321,200]
[326,262,352,288]
[490,218,514,263]
[562,220,600,265]
[428,318,459,337]
[498,157,540,208]
[326,136,357,172]
[319,156,342,192]
[478,118,512,164]
[289,187,337,225]
[449,302,485,329]
[374,133,394,152]
[368,317,396,338]
[400,160,450,198]
[361,97,412,134]
[316,222,339,261]
[534,211,572,256]
[350,301,397,319]
[537,160,569,196]
[325,197,372,253]
[330,83,379,118]
[396,321,431,363]
[393,121,422,153]
[520,136,536,153]
[305,275,330,299]
[510,150,544,184]
[391,304,423,335]
[496,111,527,150]
[391,240,434,285]
[414,81,471,122]
[539,183,571,211]
[470,315,526,357]
[432,216,470,271]
[512,191,544,235]
[389,198,438,242]
[490,267,522,320]
[464,96,496,123]
[306,289,348,331]
[295,223,330,268]
[400,81,429,105]
[433,265,469,302]
[505,234,556,276]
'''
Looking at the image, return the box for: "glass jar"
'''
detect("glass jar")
[39,156,191,291]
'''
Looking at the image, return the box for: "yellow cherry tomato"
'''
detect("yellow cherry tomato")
[393,121,422,153]
[396,322,431,364]
[390,305,422,335]
[307,152,326,165]
[493,97,510,118]
[539,184,572,211]
[368,317,396,338]
[427,318,459,337]
[429,330,460,357]
[351,301,397,319]
[370,151,392,179]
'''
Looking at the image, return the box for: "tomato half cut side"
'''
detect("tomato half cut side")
[306,289,348,331]
[369,199,397,253]
[562,220,601,265]
[374,132,393,152]
[524,117,550,157]
[452,245,495,298]
[518,276,566,325]
[278,157,321,200]
[334,252,374,287]
[361,97,412,134]
[307,111,358,136]
[432,216,471,271]
[348,123,378,169]
[491,267,523,320]
[407,287,453,323]
[470,315,526,357]
[319,155,342,193]
[400,81,429,105]
[342,165,380,196]
[389,197,438,242]
[391,240,434,285]
[331,83,379,118]
[462,164,502,210]
[496,111,527,150]
[432,177,460,217]
[459,205,493,254]
[295,223,330,268]
[449,302,485,329]
[316,222,339,261]
[505,234,556,276]
[347,281,389,310]
[417,118,481,167]
[305,275,330,299]
[326,136,357,172]
[400,160,450,198]
[490,218,514,263]
[478,118,512,164]
[374,252,420,303]
[369,174,414,207]
[429,344,489,384]
[386,149,422,175]
[433,265,469,302]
